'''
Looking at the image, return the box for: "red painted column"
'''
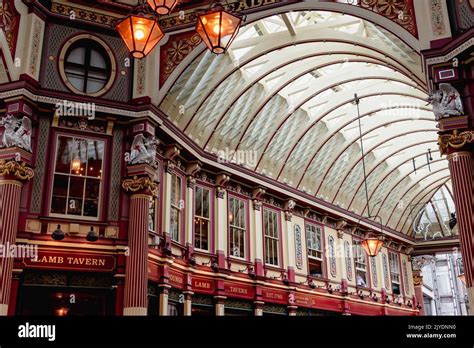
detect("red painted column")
[122,175,158,315]
[447,151,474,311]
[0,161,34,316]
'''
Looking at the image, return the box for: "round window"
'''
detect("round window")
[60,35,116,96]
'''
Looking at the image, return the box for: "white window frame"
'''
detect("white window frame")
[170,173,182,242]
[49,134,105,221]
[354,240,368,287]
[263,208,280,267]
[305,223,324,277]
[389,251,401,291]
[194,185,211,251]
[228,196,247,259]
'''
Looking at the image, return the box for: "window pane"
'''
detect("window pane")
[195,187,202,216]
[66,75,85,92]
[66,197,83,216]
[52,174,68,197]
[202,189,209,218]
[90,49,107,69]
[55,137,72,173]
[84,199,98,217]
[51,175,68,214]
[170,208,179,241]
[86,140,104,177]
[86,79,106,94]
[69,176,85,198]
[51,135,104,219]
[66,47,86,64]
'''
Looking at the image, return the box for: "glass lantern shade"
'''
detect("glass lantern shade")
[361,237,383,257]
[116,14,164,59]
[196,7,242,54]
[147,0,178,15]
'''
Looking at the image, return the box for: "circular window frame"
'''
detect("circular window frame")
[59,34,117,97]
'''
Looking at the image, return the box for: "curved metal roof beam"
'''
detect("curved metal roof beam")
[274,91,428,181]
[346,141,439,212]
[295,117,434,191]
[312,115,435,197]
[399,177,452,234]
[204,67,419,152]
[175,42,413,130]
[251,87,427,171]
[381,166,449,225]
[166,34,426,134]
[385,163,449,228]
[357,152,443,215]
[373,161,447,221]
[335,138,439,206]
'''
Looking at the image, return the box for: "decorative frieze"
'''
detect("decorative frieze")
[382,253,391,290]
[438,130,474,155]
[328,236,337,278]
[122,175,158,196]
[359,0,418,37]
[371,257,378,288]
[0,160,34,181]
[344,241,353,281]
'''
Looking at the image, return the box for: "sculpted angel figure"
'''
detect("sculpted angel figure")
[427,83,464,121]
[129,134,159,166]
[0,115,32,152]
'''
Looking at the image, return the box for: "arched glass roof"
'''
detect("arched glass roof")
[160,10,450,236]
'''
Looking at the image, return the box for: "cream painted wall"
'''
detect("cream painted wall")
[414,0,452,50]
[158,175,416,295]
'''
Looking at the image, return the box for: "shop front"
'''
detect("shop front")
[16,248,118,316]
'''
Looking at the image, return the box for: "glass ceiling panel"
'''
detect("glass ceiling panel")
[159,10,442,236]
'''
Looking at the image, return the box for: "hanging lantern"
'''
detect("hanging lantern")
[361,234,383,257]
[147,0,178,15]
[196,4,242,54]
[116,12,164,59]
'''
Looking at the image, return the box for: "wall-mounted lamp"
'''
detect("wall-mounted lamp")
[52,225,101,242]
[86,227,99,242]
[52,225,65,241]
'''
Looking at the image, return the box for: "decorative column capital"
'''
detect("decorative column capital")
[187,176,196,189]
[215,172,230,199]
[336,219,347,239]
[165,160,175,174]
[216,186,226,199]
[252,199,262,211]
[0,160,34,181]
[438,129,474,155]
[122,175,158,197]
[284,211,292,222]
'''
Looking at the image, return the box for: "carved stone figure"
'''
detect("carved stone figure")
[129,134,159,166]
[411,255,436,271]
[0,115,32,152]
[427,83,464,120]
